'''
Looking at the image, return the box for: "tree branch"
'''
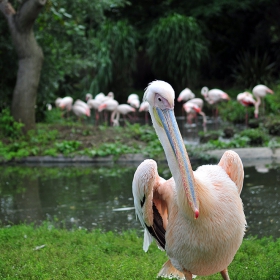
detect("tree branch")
[0,0,16,24]
[15,0,47,32]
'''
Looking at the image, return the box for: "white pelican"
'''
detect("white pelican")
[252,84,274,118]
[132,80,246,280]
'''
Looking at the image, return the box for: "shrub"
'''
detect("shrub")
[231,50,276,88]
[0,108,24,139]
[240,128,269,146]
[218,100,254,124]
[264,117,280,136]
[147,14,208,89]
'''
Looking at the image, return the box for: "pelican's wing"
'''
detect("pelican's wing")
[132,159,169,252]
[218,150,244,194]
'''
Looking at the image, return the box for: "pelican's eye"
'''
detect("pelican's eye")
[154,93,172,110]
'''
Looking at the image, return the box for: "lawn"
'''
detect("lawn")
[0,223,279,279]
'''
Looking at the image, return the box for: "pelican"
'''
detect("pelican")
[132,80,246,280]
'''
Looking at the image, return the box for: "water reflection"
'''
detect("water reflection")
[0,162,279,238]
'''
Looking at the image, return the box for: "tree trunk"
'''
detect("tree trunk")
[0,0,46,133]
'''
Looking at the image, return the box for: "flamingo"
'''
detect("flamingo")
[111,104,136,126]
[95,92,106,102]
[59,97,73,111]
[55,97,62,108]
[139,101,149,124]
[177,88,195,102]
[127,93,140,120]
[98,99,119,125]
[87,98,103,125]
[237,92,256,125]
[85,93,93,101]
[201,87,230,118]
[252,84,274,118]
[86,93,107,125]
[183,98,207,128]
[132,80,246,280]
[58,96,73,117]
[72,100,90,120]
[127,93,140,104]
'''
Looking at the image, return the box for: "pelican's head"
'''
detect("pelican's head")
[144,81,175,108]
[144,80,199,219]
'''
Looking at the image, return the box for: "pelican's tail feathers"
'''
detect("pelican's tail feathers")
[157,260,185,279]
[143,228,153,252]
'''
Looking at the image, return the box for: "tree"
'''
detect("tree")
[0,0,46,133]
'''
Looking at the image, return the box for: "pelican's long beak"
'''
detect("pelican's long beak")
[155,107,199,218]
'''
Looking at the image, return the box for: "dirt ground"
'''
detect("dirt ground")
[47,123,146,149]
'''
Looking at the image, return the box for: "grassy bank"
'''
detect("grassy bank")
[0,224,279,279]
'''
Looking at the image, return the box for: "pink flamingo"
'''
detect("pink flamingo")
[72,100,90,120]
[98,99,119,125]
[252,84,274,118]
[127,93,140,105]
[183,98,207,128]
[139,101,149,124]
[132,80,246,280]
[58,96,73,117]
[86,94,106,125]
[111,104,136,126]
[201,87,230,118]
[237,92,256,125]
[177,88,195,102]
[127,93,140,120]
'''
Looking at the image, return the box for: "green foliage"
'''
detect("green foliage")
[91,19,138,95]
[55,140,81,155]
[240,128,269,146]
[126,123,158,142]
[147,14,208,89]
[232,51,276,88]
[265,115,280,136]
[208,135,250,149]
[83,142,137,158]
[218,100,255,124]
[44,108,65,124]
[0,108,24,139]
[0,224,280,279]
[265,84,280,115]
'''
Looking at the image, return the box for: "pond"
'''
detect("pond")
[0,160,279,238]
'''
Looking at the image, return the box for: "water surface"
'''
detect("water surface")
[0,162,279,238]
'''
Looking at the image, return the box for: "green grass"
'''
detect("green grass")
[0,224,279,279]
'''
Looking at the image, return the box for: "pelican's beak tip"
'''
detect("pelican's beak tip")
[195,209,199,219]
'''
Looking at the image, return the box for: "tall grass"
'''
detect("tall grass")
[147,13,208,90]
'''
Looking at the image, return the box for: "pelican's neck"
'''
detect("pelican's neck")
[150,108,197,216]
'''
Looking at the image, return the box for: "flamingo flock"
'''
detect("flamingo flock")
[53,83,273,127]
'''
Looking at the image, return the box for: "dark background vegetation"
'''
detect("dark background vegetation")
[1,0,280,122]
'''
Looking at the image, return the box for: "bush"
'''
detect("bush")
[240,128,269,146]
[147,13,208,89]
[231,50,276,88]
[264,117,280,136]
[218,100,254,124]
[0,108,24,139]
